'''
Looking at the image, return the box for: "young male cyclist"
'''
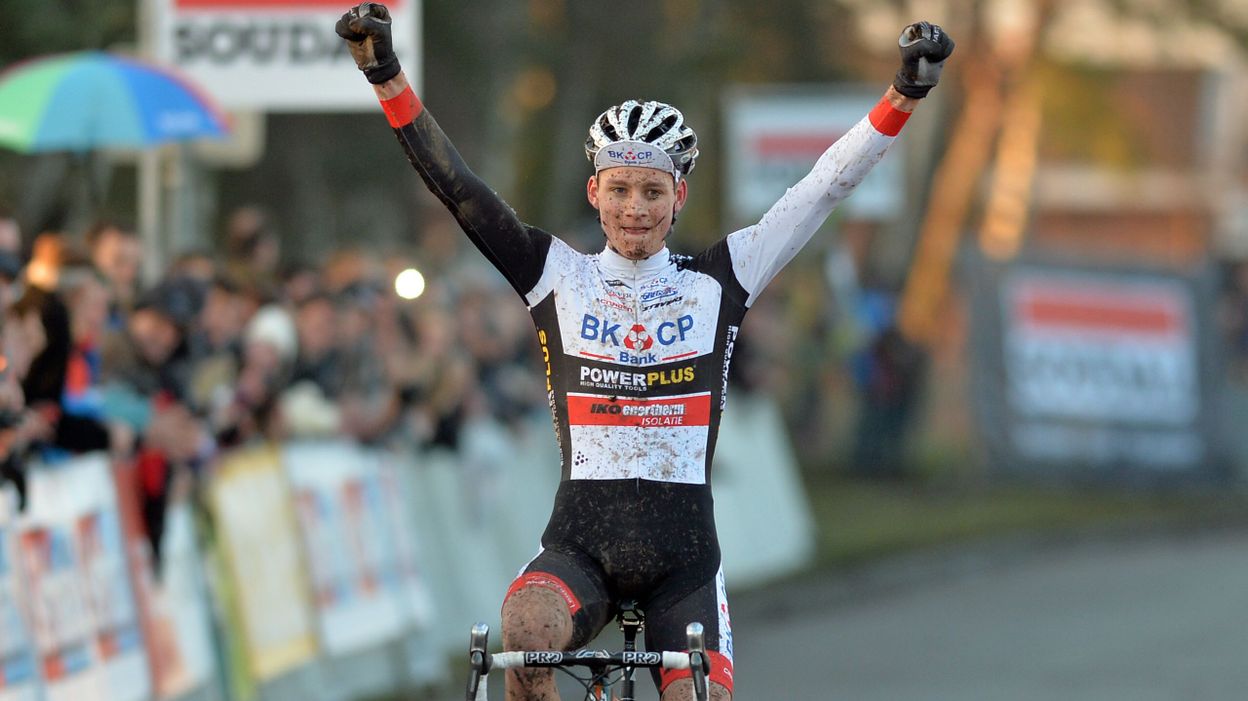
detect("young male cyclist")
[337,6,953,699]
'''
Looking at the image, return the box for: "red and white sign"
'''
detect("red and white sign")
[1004,273,1197,425]
[722,87,902,225]
[153,0,422,111]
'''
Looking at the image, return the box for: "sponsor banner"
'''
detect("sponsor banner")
[722,86,902,225]
[210,445,317,680]
[112,463,214,700]
[285,442,407,655]
[0,492,40,701]
[567,392,711,428]
[153,0,422,111]
[969,257,1227,478]
[374,455,435,630]
[20,454,151,701]
[1005,275,1196,424]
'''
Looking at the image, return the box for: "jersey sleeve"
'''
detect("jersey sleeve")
[380,85,553,298]
[725,99,905,307]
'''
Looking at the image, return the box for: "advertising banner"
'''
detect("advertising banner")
[285,442,431,655]
[152,0,422,111]
[970,257,1227,479]
[112,462,214,700]
[20,454,151,701]
[722,86,903,227]
[374,454,434,629]
[0,492,39,701]
[210,445,316,680]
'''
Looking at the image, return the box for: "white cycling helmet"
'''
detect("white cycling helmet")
[585,100,699,180]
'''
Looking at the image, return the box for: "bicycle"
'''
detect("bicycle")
[464,601,711,701]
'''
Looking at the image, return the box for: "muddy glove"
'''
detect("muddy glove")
[335,2,401,84]
[893,22,955,99]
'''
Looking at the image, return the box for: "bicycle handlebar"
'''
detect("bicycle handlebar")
[486,649,693,670]
[465,622,708,701]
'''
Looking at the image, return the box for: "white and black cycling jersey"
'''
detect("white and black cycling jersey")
[391,104,897,487]
[386,95,901,600]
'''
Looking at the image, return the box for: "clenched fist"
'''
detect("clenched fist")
[893,22,955,99]
[336,3,401,84]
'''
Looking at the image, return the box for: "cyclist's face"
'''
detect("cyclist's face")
[588,167,687,260]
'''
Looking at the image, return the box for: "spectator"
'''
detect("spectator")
[104,276,203,402]
[86,220,142,322]
[850,319,927,479]
[188,275,249,441]
[456,278,543,426]
[54,261,114,455]
[290,292,344,400]
[0,242,21,321]
[335,280,402,443]
[0,206,19,253]
[237,304,298,442]
[223,205,281,289]
[280,261,322,308]
[171,249,219,285]
[101,275,207,564]
[15,287,71,457]
[395,302,474,449]
[0,288,53,507]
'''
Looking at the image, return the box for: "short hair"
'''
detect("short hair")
[84,218,137,248]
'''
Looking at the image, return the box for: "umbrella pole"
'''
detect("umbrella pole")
[139,149,163,286]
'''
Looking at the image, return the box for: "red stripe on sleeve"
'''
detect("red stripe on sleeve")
[381,86,423,128]
[868,97,911,137]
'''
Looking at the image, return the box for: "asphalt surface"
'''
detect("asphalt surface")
[429,526,1248,700]
[729,527,1248,701]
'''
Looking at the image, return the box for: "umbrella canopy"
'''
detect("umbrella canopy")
[0,51,228,153]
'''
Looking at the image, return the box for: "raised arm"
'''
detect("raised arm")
[726,21,955,306]
[335,3,552,297]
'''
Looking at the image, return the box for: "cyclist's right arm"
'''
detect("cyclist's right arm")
[376,74,551,296]
[337,3,550,297]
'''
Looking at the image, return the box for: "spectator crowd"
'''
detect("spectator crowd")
[0,204,548,562]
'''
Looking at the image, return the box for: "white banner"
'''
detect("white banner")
[285,442,431,656]
[21,454,151,701]
[153,0,422,111]
[722,86,902,226]
[0,491,40,701]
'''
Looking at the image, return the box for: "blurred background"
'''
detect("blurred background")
[1,0,1247,700]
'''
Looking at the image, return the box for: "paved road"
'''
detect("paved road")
[438,528,1248,700]
[730,528,1248,700]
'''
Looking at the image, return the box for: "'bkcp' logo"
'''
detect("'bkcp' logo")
[624,324,654,351]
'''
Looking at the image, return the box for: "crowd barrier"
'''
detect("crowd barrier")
[0,394,814,701]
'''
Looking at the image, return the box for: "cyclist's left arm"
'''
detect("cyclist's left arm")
[727,22,954,306]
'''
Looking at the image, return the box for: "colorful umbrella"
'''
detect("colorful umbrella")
[0,51,228,153]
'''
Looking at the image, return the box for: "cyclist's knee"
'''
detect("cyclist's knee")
[501,585,574,651]
[660,678,731,700]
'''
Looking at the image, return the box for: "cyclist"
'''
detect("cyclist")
[337,6,953,699]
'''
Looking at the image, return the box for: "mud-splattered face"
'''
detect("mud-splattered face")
[588,167,688,260]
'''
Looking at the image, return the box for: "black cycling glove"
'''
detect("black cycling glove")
[893,22,955,99]
[335,2,401,85]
